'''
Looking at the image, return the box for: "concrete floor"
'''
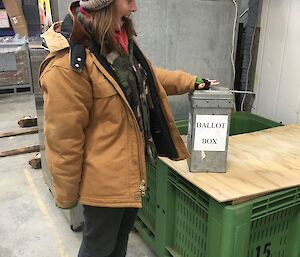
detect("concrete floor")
[0,94,157,257]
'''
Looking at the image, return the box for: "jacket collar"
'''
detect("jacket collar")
[41,22,69,53]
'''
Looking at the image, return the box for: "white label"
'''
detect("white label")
[194,115,228,151]
[12,17,18,24]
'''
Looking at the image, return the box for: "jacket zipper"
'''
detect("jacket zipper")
[125,100,146,197]
[110,80,146,198]
[90,52,147,198]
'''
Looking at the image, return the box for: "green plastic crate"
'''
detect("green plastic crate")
[138,163,156,235]
[135,112,299,257]
[175,111,283,136]
[136,160,300,257]
[167,172,300,257]
[230,112,283,135]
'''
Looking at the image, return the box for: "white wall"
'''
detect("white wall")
[253,0,300,124]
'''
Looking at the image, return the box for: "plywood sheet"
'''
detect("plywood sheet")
[160,125,300,204]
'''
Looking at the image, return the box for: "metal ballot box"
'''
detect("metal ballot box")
[187,87,234,172]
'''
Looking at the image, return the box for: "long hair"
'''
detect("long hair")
[79,2,136,55]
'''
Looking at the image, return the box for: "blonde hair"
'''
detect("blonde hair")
[79,2,136,55]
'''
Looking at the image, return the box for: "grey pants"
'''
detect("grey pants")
[78,206,138,257]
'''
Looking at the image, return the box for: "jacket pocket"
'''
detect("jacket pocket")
[92,79,118,98]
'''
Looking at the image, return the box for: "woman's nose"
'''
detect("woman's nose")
[130,0,137,12]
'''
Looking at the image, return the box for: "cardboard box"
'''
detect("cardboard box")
[2,0,28,37]
[0,9,10,28]
[0,42,31,87]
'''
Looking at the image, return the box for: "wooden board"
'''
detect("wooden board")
[0,127,38,138]
[160,125,300,204]
[0,145,40,157]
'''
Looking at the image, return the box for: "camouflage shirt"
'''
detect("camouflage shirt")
[106,40,157,164]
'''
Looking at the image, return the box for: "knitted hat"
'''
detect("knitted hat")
[79,0,114,11]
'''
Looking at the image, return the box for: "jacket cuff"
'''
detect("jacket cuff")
[55,199,78,209]
[189,75,198,91]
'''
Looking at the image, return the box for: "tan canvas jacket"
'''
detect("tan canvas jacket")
[39,10,196,209]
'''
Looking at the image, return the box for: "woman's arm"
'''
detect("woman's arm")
[40,61,92,208]
[154,67,196,96]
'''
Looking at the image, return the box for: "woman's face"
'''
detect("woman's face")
[114,0,137,31]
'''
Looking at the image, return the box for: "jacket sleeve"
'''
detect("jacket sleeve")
[154,67,197,96]
[40,62,92,208]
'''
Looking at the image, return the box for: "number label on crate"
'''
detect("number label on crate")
[256,242,271,257]
[194,115,228,151]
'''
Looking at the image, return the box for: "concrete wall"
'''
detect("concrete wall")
[134,0,238,119]
[54,0,238,119]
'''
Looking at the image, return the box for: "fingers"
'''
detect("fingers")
[208,79,220,86]
[195,78,220,90]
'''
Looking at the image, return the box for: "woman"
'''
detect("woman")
[39,0,218,256]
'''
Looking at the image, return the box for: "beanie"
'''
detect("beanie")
[79,0,114,11]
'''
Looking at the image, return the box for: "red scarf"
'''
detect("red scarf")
[114,26,129,55]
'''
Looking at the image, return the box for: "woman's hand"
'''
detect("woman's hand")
[195,78,220,90]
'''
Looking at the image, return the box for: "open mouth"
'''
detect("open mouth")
[123,13,132,19]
